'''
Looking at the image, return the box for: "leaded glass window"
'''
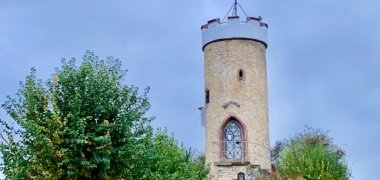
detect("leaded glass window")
[224,120,243,159]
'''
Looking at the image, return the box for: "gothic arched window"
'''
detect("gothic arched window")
[224,119,243,159]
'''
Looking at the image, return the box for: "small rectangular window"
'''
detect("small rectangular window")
[238,69,244,81]
[205,90,210,104]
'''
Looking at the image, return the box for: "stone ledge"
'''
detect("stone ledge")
[214,161,251,166]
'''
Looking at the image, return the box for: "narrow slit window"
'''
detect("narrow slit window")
[238,69,244,81]
[205,90,210,104]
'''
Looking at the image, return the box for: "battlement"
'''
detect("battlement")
[201,16,268,50]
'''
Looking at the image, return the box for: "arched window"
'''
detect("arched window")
[238,172,245,180]
[224,119,243,159]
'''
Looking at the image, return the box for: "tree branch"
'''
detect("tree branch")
[0,133,9,145]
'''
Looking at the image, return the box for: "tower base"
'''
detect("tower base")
[211,163,271,180]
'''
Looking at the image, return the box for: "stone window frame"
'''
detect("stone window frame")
[219,116,248,161]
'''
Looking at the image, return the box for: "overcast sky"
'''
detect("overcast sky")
[0,0,379,179]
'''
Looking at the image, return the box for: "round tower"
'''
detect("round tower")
[201,13,270,179]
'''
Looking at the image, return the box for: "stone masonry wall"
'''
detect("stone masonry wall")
[204,39,271,179]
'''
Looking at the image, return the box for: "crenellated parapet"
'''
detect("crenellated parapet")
[201,16,268,51]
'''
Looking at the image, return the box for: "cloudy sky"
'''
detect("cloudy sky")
[0,0,379,179]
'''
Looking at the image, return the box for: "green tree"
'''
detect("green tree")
[0,51,208,179]
[272,127,349,180]
[131,129,209,179]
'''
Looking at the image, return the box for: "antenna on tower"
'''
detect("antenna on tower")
[222,0,249,22]
[233,0,238,17]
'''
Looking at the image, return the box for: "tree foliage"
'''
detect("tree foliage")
[0,51,208,179]
[132,129,209,179]
[272,127,349,180]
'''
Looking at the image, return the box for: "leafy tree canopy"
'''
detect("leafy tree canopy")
[272,127,350,180]
[0,51,208,179]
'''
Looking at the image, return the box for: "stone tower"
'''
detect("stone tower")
[201,5,271,180]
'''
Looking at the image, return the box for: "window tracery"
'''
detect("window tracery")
[224,120,243,159]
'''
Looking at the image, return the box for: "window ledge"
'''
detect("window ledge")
[214,160,250,167]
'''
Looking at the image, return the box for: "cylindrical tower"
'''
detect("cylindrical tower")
[201,16,270,179]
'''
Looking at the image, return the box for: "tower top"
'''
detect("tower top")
[201,1,268,51]
[201,17,268,51]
